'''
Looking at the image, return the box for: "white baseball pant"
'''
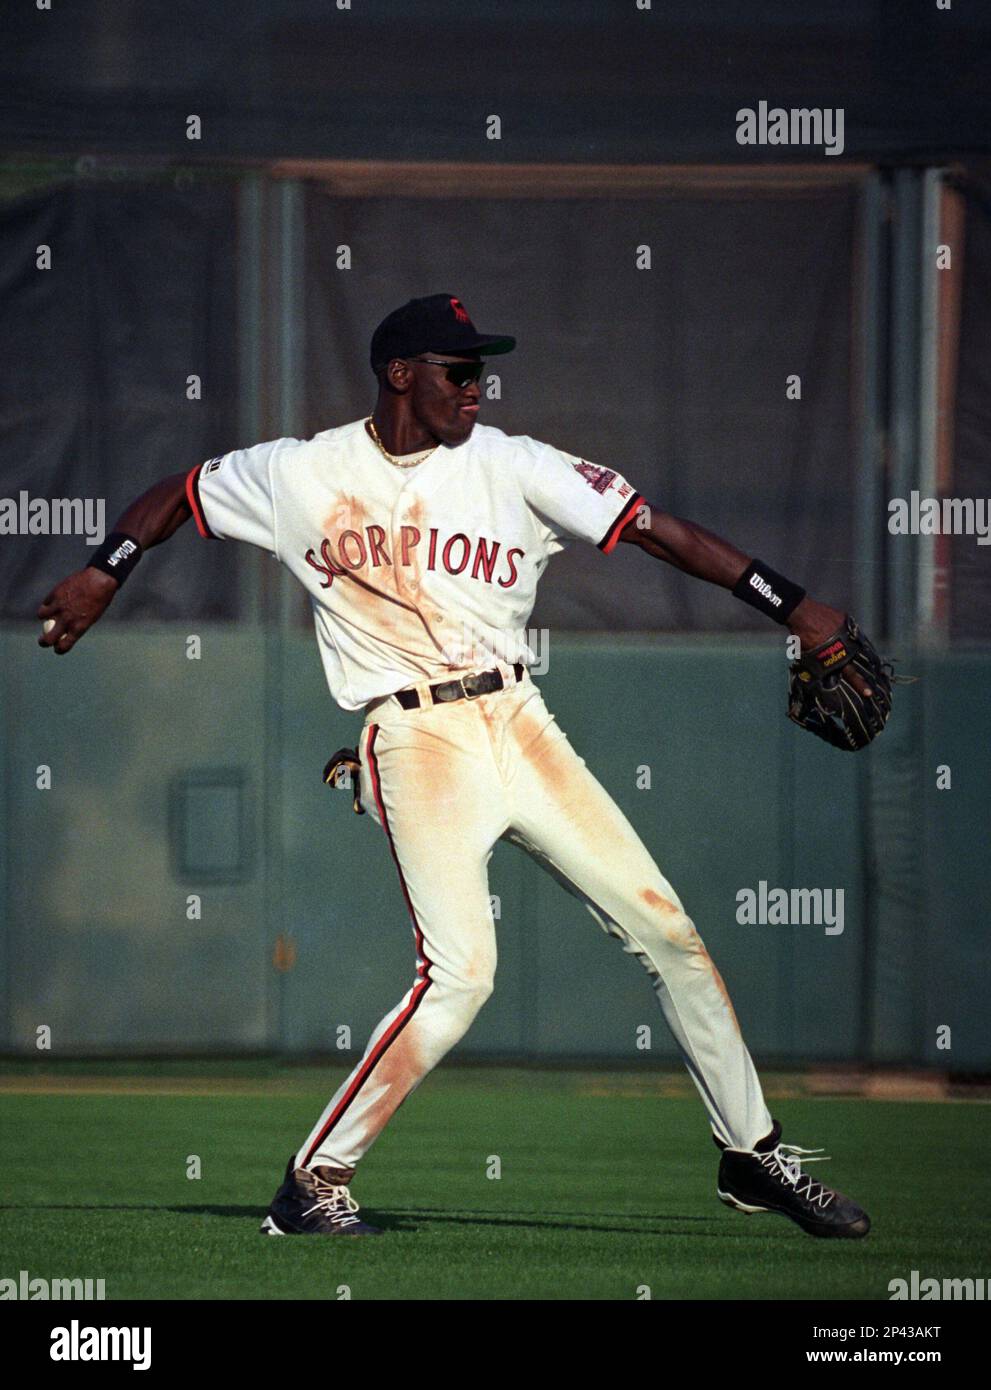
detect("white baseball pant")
[297,669,772,1173]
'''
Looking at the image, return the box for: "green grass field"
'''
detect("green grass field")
[1,1064,986,1301]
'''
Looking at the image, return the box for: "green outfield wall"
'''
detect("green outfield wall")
[2,628,987,1068]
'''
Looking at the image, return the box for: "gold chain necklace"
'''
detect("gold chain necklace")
[366,417,439,469]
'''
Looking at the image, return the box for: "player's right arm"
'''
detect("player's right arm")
[36,471,192,655]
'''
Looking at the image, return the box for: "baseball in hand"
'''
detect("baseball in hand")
[43,618,56,635]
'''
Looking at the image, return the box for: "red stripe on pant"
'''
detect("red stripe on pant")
[300,724,432,1167]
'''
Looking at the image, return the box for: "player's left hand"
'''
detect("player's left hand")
[787,597,874,699]
[786,610,893,752]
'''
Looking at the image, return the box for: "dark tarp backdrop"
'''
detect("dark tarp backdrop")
[303,186,858,633]
[5,174,991,640]
[0,183,240,620]
[2,0,989,166]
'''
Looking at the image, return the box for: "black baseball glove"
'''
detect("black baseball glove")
[787,615,893,752]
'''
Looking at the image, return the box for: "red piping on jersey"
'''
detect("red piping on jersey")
[185,463,216,540]
[598,492,643,554]
[300,724,433,1166]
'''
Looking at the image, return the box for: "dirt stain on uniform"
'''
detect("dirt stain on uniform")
[639,886,681,915]
[689,932,741,1034]
[634,885,740,1031]
[321,493,368,547]
[639,886,691,945]
[320,490,446,665]
[457,938,497,986]
[354,1024,426,1148]
[398,741,452,806]
[511,709,556,761]
[510,712,638,863]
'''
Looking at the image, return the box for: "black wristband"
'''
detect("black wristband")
[87,532,143,586]
[732,559,805,624]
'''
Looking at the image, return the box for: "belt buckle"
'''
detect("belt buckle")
[460,675,479,701]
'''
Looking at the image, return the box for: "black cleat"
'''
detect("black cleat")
[717,1125,870,1240]
[260,1154,382,1236]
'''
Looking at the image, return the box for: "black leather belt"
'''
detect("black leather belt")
[395,663,525,710]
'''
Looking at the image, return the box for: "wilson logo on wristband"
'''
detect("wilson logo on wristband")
[732,558,806,624]
[87,531,143,586]
[749,573,782,607]
[106,539,138,568]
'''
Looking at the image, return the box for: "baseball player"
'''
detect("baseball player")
[38,293,888,1241]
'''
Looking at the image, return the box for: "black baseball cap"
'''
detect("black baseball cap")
[370,294,516,370]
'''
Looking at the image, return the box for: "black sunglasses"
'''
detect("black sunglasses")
[408,357,485,387]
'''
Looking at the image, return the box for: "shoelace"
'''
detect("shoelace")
[302,1177,362,1228]
[758,1143,834,1210]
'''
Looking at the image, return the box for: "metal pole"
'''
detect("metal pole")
[916,168,946,647]
[275,180,305,627]
[867,168,928,1064]
[852,170,889,1063]
[237,174,266,627]
[853,171,887,641]
[265,178,306,1053]
[889,170,923,645]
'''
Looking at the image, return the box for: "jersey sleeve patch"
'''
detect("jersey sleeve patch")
[572,461,619,494]
[598,491,643,554]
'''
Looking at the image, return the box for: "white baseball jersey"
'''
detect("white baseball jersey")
[186,419,643,710]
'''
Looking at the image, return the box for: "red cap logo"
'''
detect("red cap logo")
[450,297,470,324]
